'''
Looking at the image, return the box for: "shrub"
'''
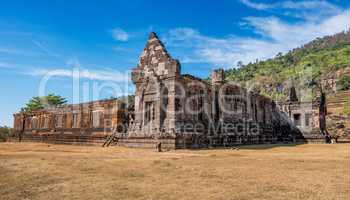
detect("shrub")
[345,98,350,116]
[337,75,350,91]
[0,126,10,142]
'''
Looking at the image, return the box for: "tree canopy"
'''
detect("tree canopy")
[21,94,67,112]
[338,75,350,91]
[0,126,11,142]
[225,30,350,101]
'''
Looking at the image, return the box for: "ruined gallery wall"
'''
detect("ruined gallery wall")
[278,101,319,134]
[13,99,127,137]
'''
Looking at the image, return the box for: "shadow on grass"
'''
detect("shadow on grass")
[179,142,305,151]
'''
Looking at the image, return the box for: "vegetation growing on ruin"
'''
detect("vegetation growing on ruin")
[117,95,135,109]
[20,94,67,112]
[225,30,350,101]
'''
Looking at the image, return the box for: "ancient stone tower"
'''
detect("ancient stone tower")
[129,32,181,138]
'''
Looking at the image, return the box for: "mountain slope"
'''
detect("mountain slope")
[225,30,350,102]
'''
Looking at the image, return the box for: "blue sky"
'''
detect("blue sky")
[1,0,350,127]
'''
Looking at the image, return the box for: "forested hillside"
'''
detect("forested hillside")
[225,30,350,102]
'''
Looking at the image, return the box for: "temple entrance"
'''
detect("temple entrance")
[144,101,155,126]
[160,87,168,128]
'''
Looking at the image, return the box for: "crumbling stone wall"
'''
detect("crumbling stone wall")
[13,99,127,145]
[13,32,297,148]
[128,32,294,148]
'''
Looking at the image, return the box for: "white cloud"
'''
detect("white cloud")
[24,59,128,82]
[32,40,61,58]
[239,0,341,12]
[0,46,50,57]
[0,62,21,69]
[165,28,278,66]
[66,58,81,68]
[0,62,11,68]
[244,10,350,43]
[0,47,21,54]
[1,57,130,82]
[164,8,350,67]
[111,28,129,41]
[239,0,342,21]
[28,67,130,82]
[239,0,272,10]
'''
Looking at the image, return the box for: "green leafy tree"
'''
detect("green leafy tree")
[237,61,243,68]
[276,52,283,58]
[0,126,10,142]
[338,75,350,91]
[21,94,67,112]
[117,95,135,109]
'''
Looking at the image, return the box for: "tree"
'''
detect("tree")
[337,75,350,91]
[237,61,243,68]
[276,52,283,58]
[117,95,135,110]
[0,126,10,142]
[21,94,67,112]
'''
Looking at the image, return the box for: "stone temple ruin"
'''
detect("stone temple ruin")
[13,32,326,148]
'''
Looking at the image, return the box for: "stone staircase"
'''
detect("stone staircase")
[102,132,119,147]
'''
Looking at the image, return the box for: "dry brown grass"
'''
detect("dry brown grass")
[1,143,350,200]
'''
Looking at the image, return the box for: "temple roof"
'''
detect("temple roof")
[139,32,172,69]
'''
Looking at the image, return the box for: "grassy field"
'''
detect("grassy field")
[1,143,350,200]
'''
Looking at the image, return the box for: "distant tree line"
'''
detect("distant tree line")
[20,94,67,112]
